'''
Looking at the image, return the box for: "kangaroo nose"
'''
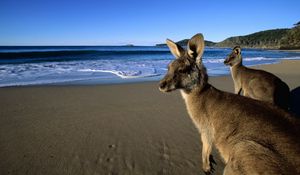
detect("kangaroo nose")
[159,81,167,89]
[224,59,228,64]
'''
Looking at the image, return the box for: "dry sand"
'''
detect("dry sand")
[0,60,300,175]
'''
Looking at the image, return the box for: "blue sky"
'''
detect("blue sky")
[0,0,299,46]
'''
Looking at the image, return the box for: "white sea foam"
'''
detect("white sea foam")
[203,57,279,63]
[0,59,169,87]
[243,57,275,61]
[281,56,300,60]
[78,69,160,79]
[203,58,225,63]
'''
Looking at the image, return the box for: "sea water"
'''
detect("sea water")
[0,46,300,87]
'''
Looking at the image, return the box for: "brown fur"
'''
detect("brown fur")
[159,34,300,174]
[224,46,290,110]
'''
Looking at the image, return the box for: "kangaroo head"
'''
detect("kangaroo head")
[224,46,242,66]
[159,33,208,93]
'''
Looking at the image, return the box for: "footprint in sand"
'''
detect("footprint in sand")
[108,144,116,149]
[157,141,172,174]
[162,142,170,161]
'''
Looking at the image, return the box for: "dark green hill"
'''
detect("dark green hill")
[215,29,290,49]
[280,23,300,49]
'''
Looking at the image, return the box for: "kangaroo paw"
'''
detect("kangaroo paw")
[203,167,214,175]
[203,155,216,175]
[203,163,215,175]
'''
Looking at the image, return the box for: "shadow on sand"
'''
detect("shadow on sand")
[290,86,300,117]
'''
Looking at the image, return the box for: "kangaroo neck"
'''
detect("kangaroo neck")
[180,83,211,104]
[230,62,244,80]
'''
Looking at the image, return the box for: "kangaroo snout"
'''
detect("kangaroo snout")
[159,79,171,92]
[224,58,229,65]
[159,78,176,92]
[159,80,167,90]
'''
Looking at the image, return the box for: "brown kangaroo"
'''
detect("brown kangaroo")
[224,46,290,110]
[159,33,300,174]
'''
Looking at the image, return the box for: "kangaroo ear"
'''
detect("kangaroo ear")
[166,39,185,58]
[187,33,205,64]
[233,46,241,55]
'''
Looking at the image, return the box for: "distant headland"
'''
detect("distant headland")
[124,44,134,47]
[156,21,300,50]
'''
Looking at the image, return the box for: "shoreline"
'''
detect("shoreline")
[0,59,298,88]
[0,59,300,89]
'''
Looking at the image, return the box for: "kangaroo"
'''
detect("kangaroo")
[224,46,290,110]
[159,33,300,174]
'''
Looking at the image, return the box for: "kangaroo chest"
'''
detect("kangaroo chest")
[180,89,232,163]
[230,66,240,82]
[180,90,199,128]
[180,90,209,131]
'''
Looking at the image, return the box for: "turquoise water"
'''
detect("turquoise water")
[0,46,300,87]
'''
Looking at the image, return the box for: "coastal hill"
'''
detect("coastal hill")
[280,22,300,49]
[156,21,300,49]
[215,29,289,49]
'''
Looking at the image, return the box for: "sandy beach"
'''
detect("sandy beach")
[1,60,300,175]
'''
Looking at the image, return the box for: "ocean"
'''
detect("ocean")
[0,46,300,87]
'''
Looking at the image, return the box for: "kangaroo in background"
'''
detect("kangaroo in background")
[224,46,290,110]
[159,33,300,174]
